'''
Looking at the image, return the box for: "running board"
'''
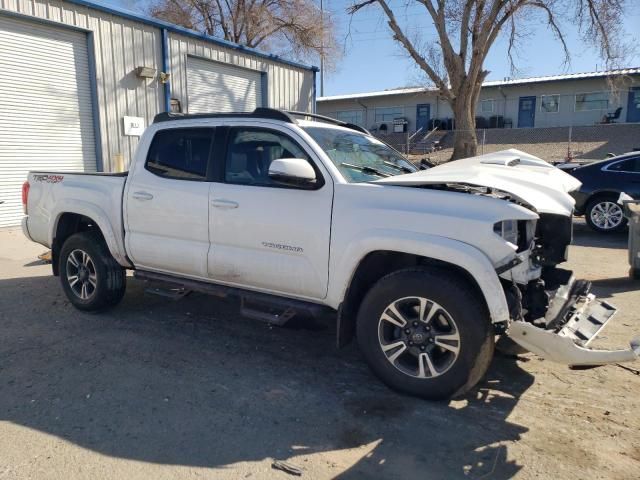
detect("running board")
[134,270,331,325]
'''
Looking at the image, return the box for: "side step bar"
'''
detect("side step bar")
[134,270,331,325]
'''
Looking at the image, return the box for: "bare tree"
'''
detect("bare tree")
[348,0,628,159]
[149,0,340,67]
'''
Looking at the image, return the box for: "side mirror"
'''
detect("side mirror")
[268,158,317,188]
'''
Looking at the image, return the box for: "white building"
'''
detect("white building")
[317,68,640,134]
[0,0,317,227]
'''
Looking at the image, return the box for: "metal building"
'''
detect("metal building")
[0,0,317,227]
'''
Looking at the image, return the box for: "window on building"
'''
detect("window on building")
[540,95,560,113]
[480,99,494,113]
[336,110,364,126]
[146,128,213,180]
[575,92,609,111]
[374,107,403,123]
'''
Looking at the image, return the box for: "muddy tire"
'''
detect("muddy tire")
[59,231,126,312]
[356,268,494,400]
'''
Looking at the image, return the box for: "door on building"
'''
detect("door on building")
[627,87,640,123]
[0,15,97,227]
[517,96,536,128]
[187,57,264,113]
[416,104,431,132]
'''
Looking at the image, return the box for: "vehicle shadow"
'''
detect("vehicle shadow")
[571,220,627,250]
[0,274,533,478]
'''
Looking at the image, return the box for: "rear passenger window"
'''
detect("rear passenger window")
[608,157,640,173]
[146,128,214,180]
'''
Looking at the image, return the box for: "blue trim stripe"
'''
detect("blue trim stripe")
[86,31,104,171]
[64,0,319,73]
[312,70,317,113]
[161,28,171,112]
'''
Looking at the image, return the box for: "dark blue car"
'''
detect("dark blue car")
[568,151,640,233]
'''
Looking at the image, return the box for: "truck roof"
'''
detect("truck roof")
[152,108,369,135]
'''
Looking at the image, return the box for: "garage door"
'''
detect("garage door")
[187,57,263,113]
[0,16,96,228]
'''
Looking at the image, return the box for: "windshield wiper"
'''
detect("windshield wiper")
[383,161,414,173]
[340,162,392,178]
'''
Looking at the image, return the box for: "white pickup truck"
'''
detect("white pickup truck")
[21,109,639,400]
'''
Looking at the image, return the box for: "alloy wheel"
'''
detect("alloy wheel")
[377,296,461,379]
[590,201,623,230]
[66,249,97,300]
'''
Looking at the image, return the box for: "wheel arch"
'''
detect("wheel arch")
[335,247,508,348]
[51,213,106,276]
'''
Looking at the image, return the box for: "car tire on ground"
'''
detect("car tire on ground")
[59,231,126,312]
[356,268,494,400]
[585,195,626,233]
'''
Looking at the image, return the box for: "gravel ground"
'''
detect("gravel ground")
[1,221,639,479]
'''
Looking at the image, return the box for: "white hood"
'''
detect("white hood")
[375,149,581,216]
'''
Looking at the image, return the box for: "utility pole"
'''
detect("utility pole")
[320,0,324,97]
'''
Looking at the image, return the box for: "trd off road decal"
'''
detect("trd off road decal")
[33,174,64,184]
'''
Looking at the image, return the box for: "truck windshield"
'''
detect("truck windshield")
[302,126,417,182]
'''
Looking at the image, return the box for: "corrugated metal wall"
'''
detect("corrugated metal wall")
[0,0,315,171]
[0,0,163,171]
[168,32,314,115]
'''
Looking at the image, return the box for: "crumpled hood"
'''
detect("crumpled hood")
[374,149,581,216]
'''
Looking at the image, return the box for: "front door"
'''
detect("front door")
[517,96,536,128]
[125,127,215,278]
[627,87,640,123]
[416,104,431,133]
[207,125,333,299]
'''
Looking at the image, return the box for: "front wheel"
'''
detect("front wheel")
[59,231,126,312]
[356,268,494,400]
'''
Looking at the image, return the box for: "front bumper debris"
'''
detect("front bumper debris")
[507,279,640,366]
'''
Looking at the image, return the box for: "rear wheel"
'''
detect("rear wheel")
[585,196,626,233]
[356,268,494,400]
[59,231,126,312]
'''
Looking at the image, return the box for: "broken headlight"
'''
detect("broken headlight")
[494,220,519,246]
[494,220,535,252]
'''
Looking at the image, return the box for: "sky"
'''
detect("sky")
[104,0,640,97]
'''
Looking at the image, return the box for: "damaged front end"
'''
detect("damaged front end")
[501,213,640,366]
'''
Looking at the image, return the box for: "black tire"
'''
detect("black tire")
[356,268,494,400]
[585,195,627,233]
[59,231,126,312]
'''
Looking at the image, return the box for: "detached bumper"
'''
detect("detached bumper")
[507,279,639,366]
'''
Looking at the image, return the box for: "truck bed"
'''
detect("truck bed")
[24,171,129,267]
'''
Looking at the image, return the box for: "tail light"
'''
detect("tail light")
[22,181,30,214]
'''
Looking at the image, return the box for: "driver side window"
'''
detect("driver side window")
[225,128,312,187]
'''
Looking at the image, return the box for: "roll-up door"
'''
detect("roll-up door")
[0,16,96,227]
[187,57,263,113]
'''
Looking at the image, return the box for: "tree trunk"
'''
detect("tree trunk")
[451,99,478,160]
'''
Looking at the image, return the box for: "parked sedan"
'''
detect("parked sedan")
[569,152,640,233]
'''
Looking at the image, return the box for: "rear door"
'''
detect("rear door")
[124,127,216,278]
[207,124,333,299]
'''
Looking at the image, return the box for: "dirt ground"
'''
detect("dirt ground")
[1,221,639,480]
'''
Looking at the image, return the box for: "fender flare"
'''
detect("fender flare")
[50,200,130,267]
[328,230,511,324]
